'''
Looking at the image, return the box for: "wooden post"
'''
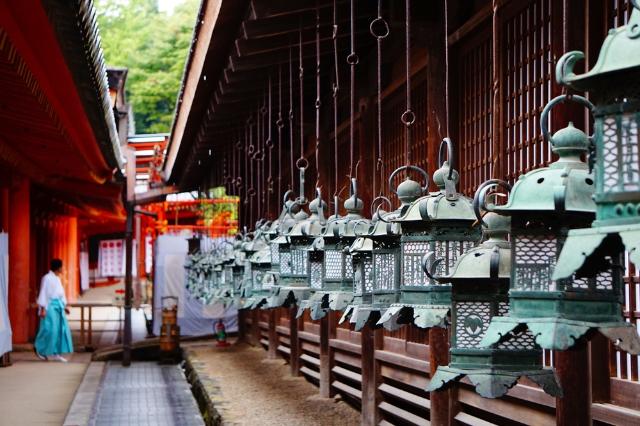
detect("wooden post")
[289,305,300,376]
[268,309,278,359]
[556,340,591,425]
[237,309,246,343]
[361,323,382,426]
[429,327,452,425]
[319,310,336,397]
[251,309,261,346]
[8,175,30,344]
[590,332,611,403]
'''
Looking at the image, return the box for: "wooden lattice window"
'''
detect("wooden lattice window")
[503,0,555,182]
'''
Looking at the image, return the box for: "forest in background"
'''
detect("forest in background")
[96,0,199,134]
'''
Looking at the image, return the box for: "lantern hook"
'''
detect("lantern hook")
[371,196,393,221]
[352,219,371,237]
[422,252,445,281]
[473,179,512,227]
[540,94,594,146]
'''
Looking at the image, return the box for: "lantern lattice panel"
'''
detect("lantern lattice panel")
[252,270,263,291]
[433,240,477,277]
[291,249,308,275]
[280,252,292,274]
[325,250,343,279]
[344,254,354,278]
[270,242,280,264]
[363,257,373,293]
[497,302,538,350]
[373,253,396,291]
[354,255,373,295]
[602,115,640,192]
[455,301,491,349]
[403,241,430,286]
[513,234,557,291]
[310,259,323,289]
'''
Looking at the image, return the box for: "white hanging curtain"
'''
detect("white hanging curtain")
[0,233,12,356]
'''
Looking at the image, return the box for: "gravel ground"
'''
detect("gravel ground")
[186,341,360,426]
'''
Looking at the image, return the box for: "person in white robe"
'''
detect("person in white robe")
[34,259,73,361]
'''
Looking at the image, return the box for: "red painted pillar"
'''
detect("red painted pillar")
[8,176,30,344]
[67,216,78,302]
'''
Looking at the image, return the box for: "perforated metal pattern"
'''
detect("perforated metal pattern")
[324,250,343,279]
[291,249,308,275]
[252,270,263,291]
[403,241,430,286]
[354,263,363,295]
[310,260,323,289]
[497,302,537,350]
[270,242,280,264]
[514,234,557,291]
[602,114,640,192]
[363,257,373,294]
[374,253,396,291]
[280,252,292,274]
[455,301,491,349]
[432,240,476,277]
[344,254,354,278]
[569,270,614,291]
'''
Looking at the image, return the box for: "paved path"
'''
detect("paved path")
[0,352,91,426]
[67,361,204,426]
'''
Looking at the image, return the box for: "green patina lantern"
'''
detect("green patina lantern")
[235,224,269,308]
[341,166,429,330]
[545,1,640,353]
[242,245,272,310]
[478,93,640,353]
[267,191,326,308]
[427,212,561,399]
[296,179,367,320]
[379,139,480,330]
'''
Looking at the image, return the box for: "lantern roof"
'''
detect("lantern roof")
[349,236,374,253]
[249,247,271,264]
[366,209,401,238]
[557,6,640,91]
[444,213,511,281]
[286,192,327,238]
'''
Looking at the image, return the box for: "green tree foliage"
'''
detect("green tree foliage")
[96,0,198,133]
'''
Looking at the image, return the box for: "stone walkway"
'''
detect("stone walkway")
[65,361,204,426]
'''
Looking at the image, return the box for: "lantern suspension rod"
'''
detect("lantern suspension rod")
[267,73,274,216]
[371,0,388,197]
[297,27,308,204]
[490,0,500,178]
[315,0,322,189]
[289,45,295,191]
[402,0,416,167]
[444,0,450,137]
[332,0,340,215]
[347,0,358,179]
[257,101,262,220]
[277,64,284,204]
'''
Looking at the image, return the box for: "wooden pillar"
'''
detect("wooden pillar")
[429,327,452,425]
[361,324,382,426]
[556,340,591,425]
[590,333,611,403]
[319,310,336,397]
[8,176,30,343]
[251,309,261,346]
[289,305,300,376]
[67,216,78,302]
[267,309,278,359]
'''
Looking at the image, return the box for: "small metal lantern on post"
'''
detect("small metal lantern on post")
[478,92,640,353]
[379,139,480,330]
[427,211,561,398]
[243,246,272,310]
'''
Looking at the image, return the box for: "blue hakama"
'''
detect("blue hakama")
[34,298,73,356]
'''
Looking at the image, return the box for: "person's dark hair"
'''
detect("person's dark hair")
[50,258,63,272]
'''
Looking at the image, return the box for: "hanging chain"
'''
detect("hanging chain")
[332,0,340,215]
[371,0,389,197]
[402,0,416,166]
[277,64,284,205]
[347,0,358,179]
[315,1,321,188]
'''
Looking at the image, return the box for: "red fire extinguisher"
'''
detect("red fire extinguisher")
[215,318,230,347]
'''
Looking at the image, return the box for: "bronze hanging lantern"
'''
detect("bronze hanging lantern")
[379,139,480,331]
[479,93,640,353]
[427,212,561,398]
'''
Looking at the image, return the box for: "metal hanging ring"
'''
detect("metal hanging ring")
[235,177,243,188]
[260,106,268,115]
[283,189,295,204]
[369,17,390,39]
[472,179,512,227]
[265,138,274,149]
[540,94,594,144]
[235,141,243,150]
[388,165,429,196]
[438,138,455,180]
[247,145,255,155]
[315,99,322,109]
[296,157,309,170]
[253,150,265,161]
[247,188,257,197]
[276,118,284,128]
[352,219,371,237]
[346,53,359,65]
[401,109,416,127]
[422,252,444,281]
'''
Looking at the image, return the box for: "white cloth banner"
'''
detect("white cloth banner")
[153,234,237,336]
[79,251,90,292]
[98,239,136,277]
[0,233,12,356]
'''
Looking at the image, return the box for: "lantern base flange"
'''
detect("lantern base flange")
[378,304,449,331]
[427,366,562,399]
[340,304,383,331]
[480,316,640,353]
[296,292,329,320]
